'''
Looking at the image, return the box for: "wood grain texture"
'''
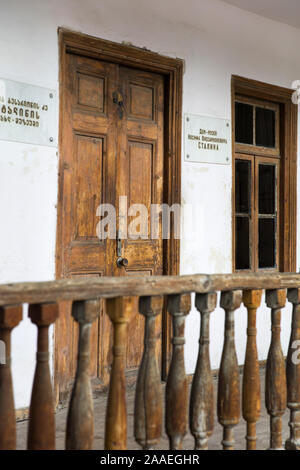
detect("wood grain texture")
[265,289,287,450]
[285,288,300,450]
[1,272,300,450]
[27,303,59,450]
[57,30,183,398]
[166,294,191,450]
[134,296,163,449]
[190,292,217,450]
[56,49,116,398]
[119,65,165,373]
[105,297,133,450]
[66,300,100,450]
[242,290,262,450]
[218,290,242,450]
[2,273,300,306]
[0,305,22,449]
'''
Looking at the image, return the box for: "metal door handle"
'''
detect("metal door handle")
[113,91,124,119]
[116,257,128,268]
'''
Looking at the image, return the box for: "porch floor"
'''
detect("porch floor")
[16,370,290,450]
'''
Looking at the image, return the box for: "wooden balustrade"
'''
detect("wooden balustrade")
[27,302,59,450]
[0,305,22,450]
[218,290,242,450]
[166,294,191,450]
[265,289,287,450]
[66,299,100,450]
[242,290,262,450]
[134,296,163,449]
[190,292,216,450]
[3,273,300,450]
[285,288,300,450]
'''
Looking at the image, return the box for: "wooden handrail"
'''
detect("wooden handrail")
[1,272,300,305]
[2,273,300,450]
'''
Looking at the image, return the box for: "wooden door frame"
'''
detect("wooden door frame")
[231,75,297,273]
[56,28,183,387]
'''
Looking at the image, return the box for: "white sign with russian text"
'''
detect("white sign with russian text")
[185,114,230,164]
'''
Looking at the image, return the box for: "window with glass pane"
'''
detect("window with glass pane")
[235,159,251,270]
[259,218,275,268]
[235,98,278,155]
[256,107,276,148]
[258,164,277,269]
[235,160,250,213]
[235,102,253,145]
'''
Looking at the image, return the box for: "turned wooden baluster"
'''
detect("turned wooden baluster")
[265,289,287,450]
[242,290,262,450]
[218,290,242,450]
[105,297,133,450]
[134,295,163,449]
[190,292,217,450]
[285,288,300,450]
[28,302,59,450]
[66,299,99,449]
[166,293,191,450]
[0,305,22,449]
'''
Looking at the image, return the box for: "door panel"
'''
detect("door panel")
[77,73,105,110]
[57,53,164,400]
[73,134,104,240]
[125,270,152,370]
[62,54,116,276]
[118,66,164,370]
[128,141,153,209]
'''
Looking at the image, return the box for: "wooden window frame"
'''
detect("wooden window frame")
[235,95,280,157]
[234,154,280,272]
[232,75,297,273]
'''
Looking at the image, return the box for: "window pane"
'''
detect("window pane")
[259,218,276,268]
[259,164,276,215]
[236,216,250,270]
[235,160,251,213]
[235,102,253,145]
[255,107,276,148]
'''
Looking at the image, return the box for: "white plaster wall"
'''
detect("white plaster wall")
[0,0,300,407]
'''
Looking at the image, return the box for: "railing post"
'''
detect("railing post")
[0,305,22,450]
[265,289,287,450]
[105,297,133,450]
[28,302,59,450]
[66,299,100,449]
[242,290,262,450]
[218,290,242,450]
[190,292,217,450]
[166,293,191,450]
[285,288,300,450]
[134,295,163,450]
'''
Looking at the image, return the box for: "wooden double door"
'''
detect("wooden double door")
[56,51,165,399]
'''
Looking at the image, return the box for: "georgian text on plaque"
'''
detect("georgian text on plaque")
[0,78,57,147]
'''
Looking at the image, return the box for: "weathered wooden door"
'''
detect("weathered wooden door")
[56,52,164,400]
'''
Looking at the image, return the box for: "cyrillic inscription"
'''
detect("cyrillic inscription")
[185,114,230,164]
